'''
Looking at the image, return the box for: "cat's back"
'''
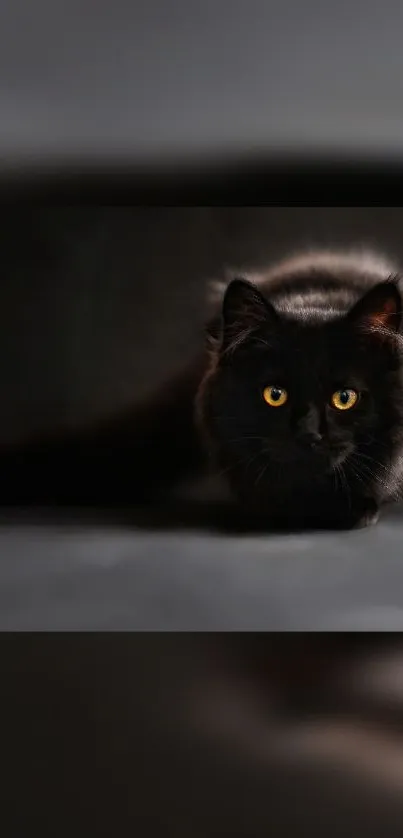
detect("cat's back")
[210,249,398,321]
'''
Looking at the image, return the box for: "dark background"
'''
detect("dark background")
[2,206,403,444]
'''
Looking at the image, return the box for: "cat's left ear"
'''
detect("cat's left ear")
[221,278,278,351]
[348,278,402,334]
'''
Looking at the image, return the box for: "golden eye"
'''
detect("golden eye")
[263,386,288,407]
[331,389,359,411]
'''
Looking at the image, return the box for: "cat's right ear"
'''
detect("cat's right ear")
[220,279,278,352]
[348,278,402,334]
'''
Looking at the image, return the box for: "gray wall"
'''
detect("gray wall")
[1,1,403,164]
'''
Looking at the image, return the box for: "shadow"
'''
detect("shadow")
[0,499,240,534]
[0,498,402,536]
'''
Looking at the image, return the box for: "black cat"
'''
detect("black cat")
[197,251,403,530]
[2,250,403,531]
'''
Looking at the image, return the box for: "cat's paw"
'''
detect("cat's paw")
[353,507,380,530]
[347,499,380,530]
[329,501,379,531]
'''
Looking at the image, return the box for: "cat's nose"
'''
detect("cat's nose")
[298,431,323,449]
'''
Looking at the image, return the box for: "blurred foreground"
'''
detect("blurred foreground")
[4,635,403,835]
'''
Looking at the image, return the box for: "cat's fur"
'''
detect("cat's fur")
[2,249,403,530]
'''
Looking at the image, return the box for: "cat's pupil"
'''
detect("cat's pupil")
[271,388,282,401]
[340,390,350,404]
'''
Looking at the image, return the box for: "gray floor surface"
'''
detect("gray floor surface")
[1,504,403,630]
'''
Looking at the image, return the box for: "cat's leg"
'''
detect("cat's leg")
[352,502,380,529]
[273,498,380,532]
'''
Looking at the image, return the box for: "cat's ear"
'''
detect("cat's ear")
[221,279,278,351]
[348,279,402,334]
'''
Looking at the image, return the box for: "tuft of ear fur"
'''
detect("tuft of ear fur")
[348,278,402,336]
[221,279,278,352]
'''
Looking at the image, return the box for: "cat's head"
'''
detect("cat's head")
[197,276,403,497]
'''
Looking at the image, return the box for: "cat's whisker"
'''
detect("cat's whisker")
[340,463,352,510]
[353,451,389,470]
[254,461,270,489]
[333,463,343,496]
[244,450,268,477]
[350,450,391,477]
[332,464,338,492]
[347,452,399,498]
[227,436,272,444]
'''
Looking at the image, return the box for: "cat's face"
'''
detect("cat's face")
[198,278,403,496]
